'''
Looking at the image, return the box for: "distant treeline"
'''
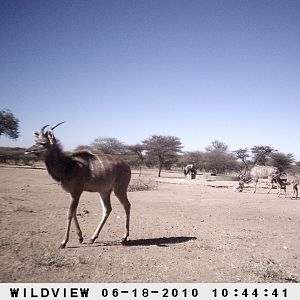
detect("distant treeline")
[0,147,38,166]
[1,136,299,177]
[75,137,300,176]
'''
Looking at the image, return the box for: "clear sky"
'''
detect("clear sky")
[1,0,300,160]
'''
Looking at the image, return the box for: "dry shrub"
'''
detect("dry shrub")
[128,178,158,192]
[244,257,298,283]
[32,248,73,268]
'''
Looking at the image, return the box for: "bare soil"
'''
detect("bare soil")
[0,167,299,283]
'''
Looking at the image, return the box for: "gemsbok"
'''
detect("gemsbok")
[25,123,131,249]
[272,175,300,199]
[239,165,280,193]
[270,174,287,198]
[184,163,197,179]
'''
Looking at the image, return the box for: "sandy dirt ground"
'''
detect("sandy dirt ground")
[0,166,299,283]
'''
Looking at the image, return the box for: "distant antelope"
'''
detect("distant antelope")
[25,123,131,249]
[184,163,197,179]
[239,165,280,193]
[290,177,299,199]
[271,174,287,198]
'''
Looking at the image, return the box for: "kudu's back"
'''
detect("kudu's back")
[72,151,131,193]
[250,165,279,179]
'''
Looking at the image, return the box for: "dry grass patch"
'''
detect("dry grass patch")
[244,257,298,283]
[128,178,158,192]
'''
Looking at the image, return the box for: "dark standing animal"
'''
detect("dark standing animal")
[25,123,131,248]
[239,165,280,193]
[184,163,197,179]
[272,175,300,199]
[271,174,287,198]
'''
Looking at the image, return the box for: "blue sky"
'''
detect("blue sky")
[1,0,300,160]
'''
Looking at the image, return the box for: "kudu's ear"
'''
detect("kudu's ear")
[33,131,40,142]
[47,129,56,144]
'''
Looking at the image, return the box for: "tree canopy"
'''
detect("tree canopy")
[127,143,145,176]
[205,140,228,152]
[269,152,294,172]
[251,145,276,165]
[91,137,127,155]
[0,110,20,140]
[143,135,183,177]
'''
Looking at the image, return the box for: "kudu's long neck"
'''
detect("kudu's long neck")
[44,143,71,183]
[244,172,252,183]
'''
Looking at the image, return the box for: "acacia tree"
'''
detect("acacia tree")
[0,109,20,140]
[181,151,205,170]
[127,143,145,176]
[269,152,294,172]
[143,135,183,177]
[90,137,127,155]
[205,140,228,152]
[74,144,92,152]
[233,148,251,168]
[205,140,238,174]
[251,145,276,165]
[294,161,300,174]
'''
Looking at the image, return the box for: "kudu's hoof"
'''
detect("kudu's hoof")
[121,237,128,245]
[89,238,96,244]
[79,237,84,244]
[59,243,66,249]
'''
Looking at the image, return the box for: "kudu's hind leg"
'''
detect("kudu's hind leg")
[253,180,258,193]
[90,190,112,244]
[60,192,82,249]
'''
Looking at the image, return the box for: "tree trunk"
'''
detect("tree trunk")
[158,164,162,177]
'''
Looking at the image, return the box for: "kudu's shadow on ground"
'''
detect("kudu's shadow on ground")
[240,188,276,195]
[123,236,197,247]
[69,236,197,249]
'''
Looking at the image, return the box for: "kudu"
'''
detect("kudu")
[25,123,131,248]
[239,165,280,194]
[290,177,299,199]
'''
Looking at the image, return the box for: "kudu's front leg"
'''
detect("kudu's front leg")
[73,212,84,244]
[291,185,298,199]
[60,192,82,249]
[267,184,273,194]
